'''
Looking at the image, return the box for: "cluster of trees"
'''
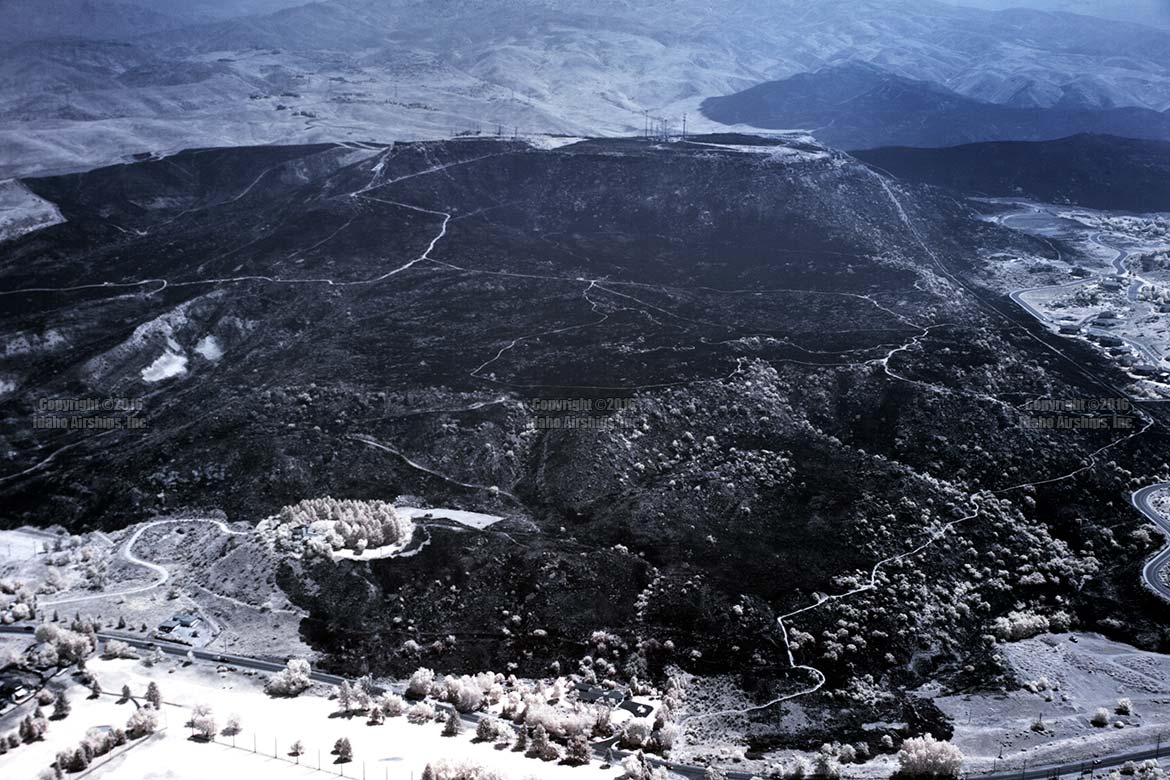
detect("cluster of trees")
[101,640,139,660]
[265,658,313,696]
[266,497,413,557]
[893,734,964,779]
[1105,760,1170,780]
[992,610,1069,642]
[52,725,129,774]
[0,577,36,624]
[126,705,160,738]
[621,750,669,780]
[31,622,95,668]
[420,759,506,780]
[189,703,217,740]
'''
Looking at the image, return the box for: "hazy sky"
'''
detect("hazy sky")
[938,0,1170,29]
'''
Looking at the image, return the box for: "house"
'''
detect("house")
[1097,335,1124,347]
[1132,365,1162,377]
[0,675,30,703]
[158,612,202,634]
[1058,325,1080,335]
[1100,280,1123,292]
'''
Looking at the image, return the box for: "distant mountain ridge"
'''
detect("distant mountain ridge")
[700,63,1170,149]
[0,0,183,41]
[851,133,1170,211]
[4,0,1170,176]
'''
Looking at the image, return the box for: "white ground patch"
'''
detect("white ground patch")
[2,658,625,780]
[194,335,224,362]
[937,632,1170,772]
[141,350,188,382]
[0,377,15,397]
[0,528,49,562]
[523,135,588,150]
[398,507,503,530]
[330,538,412,561]
[0,178,64,242]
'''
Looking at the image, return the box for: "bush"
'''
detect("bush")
[620,717,654,749]
[442,675,486,713]
[475,718,502,742]
[126,706,159,738]
[265,658,312,697]
[896,734,963,779]
[442,709,463,736]
[102,640,138,660]
[621,750,668,780]
[566,733,591,765]
[192,713,217,741]
[1117,698,1133,715]
[1092,708,1111,727]
[422,759,507,780]
[407,702,436,724]
[381,694,406,717]
[407,668,436,699]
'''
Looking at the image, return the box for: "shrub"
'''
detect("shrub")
[896,734,964,779]
[475,718,502,742]
[191,713,217,741]
[1092,708,1111,727]
[407,668,436,699]
[265,659,312,697]
[620,717,654,749]
[102,640,138,660]
[422,759,507,780]
[126,706,159,738]
[381,694,406,717]
[407,702,436,724]
[567,733,591,765]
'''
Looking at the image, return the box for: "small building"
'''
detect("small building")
[1158,303,1170,314]
[1059,324,1080,335]
[1100,280,1123,292]
[159,612,202,634]
[1097,335,1124,347]
[0,675,30,703]
[1132,365,1162,377]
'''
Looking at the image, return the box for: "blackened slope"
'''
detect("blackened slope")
[700,63,1170,149]
[852,134,1170,211]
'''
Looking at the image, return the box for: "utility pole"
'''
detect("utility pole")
[682,113,687,139]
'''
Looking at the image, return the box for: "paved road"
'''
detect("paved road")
[0,624,347,686]
[3,606,1169,780]
[1133,483,1170,602]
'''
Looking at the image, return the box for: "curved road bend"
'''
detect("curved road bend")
[1134,483,1170,601]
